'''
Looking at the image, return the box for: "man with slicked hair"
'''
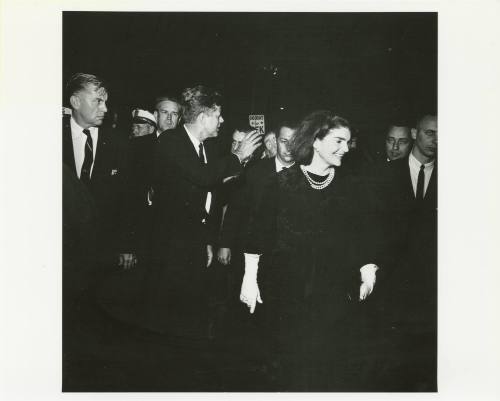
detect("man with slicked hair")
[143,85,262,338]
[153,94,182,138]
[385,124,413,161]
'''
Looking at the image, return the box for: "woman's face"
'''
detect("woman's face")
[313,127,351,167]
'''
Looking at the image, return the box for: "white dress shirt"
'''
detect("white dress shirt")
[184,125,212,216]
[70,116,98,178]
[408,151,435,198]
[275,157,294,172]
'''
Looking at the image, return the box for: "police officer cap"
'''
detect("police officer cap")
[131,108,157,127]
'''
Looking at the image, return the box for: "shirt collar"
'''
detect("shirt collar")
[184,124,202,150]
[409,151,435,169]
[275,157,294,172]
[70,115,96,139]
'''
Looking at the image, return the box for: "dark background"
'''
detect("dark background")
[63,12,437,155]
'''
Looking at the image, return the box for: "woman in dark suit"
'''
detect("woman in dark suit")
[240,110,379,390]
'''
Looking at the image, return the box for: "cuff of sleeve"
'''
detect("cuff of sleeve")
[360,263,378,283]
[360,263,379,274]
[244,253,261,275]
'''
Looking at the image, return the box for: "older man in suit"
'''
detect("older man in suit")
[63,73,134,270]
[143,85,262,337]
[62,74,135,363]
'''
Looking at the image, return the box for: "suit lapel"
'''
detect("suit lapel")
[180,126,202,165]
[424,163,437,207]
[91,127,107,179]
[404,161,416,200]
[267,157,276,174]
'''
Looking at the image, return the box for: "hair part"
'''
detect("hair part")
[291,110,350,165]
[181,85,222,124]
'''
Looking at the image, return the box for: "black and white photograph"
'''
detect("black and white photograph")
[61,11,438,392]
[2,0,500,399]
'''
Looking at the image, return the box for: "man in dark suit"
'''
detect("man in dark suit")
[63,73,134,270]
[119,109,158,264]
[375,113,438,391]
[209,120,297,345]
[143,85,262,337]
[217,120,298,268]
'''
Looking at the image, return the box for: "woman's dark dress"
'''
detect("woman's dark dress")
[245,164,377,390]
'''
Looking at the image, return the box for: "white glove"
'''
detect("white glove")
[359,263,379,301]
[240,253,263,313]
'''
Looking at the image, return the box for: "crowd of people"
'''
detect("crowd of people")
[63,72,437,391]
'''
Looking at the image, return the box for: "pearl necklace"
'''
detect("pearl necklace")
[300,165,335,190]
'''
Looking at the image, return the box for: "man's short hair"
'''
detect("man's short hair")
[276,119,299,134]
[65,73,106,105]
[181,85,222,124]
[154,94,182,111]
[414,113,437,129]
[291,110,350,165]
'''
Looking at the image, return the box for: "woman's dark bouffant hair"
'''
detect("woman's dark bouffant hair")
[290,110,351,165]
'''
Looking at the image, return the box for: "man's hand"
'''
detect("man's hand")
[118,253,137,270]
[233,130,263,163]
[206,245,214,267]
[217,247,232,265]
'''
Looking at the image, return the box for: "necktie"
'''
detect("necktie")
[198,143,205,165]
[81,129,94,183]
[416,164,425,201]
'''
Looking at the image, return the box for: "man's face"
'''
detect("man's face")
[202,105,224,138]
[71,84,108,128]
[412,116,438,160]
[385,126,412,161]
[154,100,181,132]
[276,126,295,165]
[231,130,246,153]
[131,123,155,138]
[263,132,277,158]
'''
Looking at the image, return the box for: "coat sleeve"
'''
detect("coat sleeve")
[158,136,244,188]
[218,176,250,249]
[243,173,279,255]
